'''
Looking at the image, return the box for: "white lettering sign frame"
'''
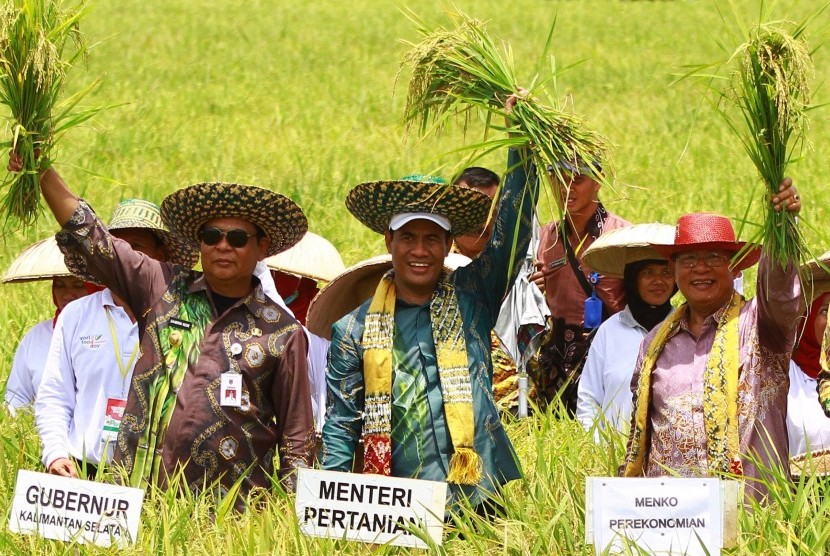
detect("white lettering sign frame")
[8,470,145,548]
[585,477,735,556]
[295,468,447,549]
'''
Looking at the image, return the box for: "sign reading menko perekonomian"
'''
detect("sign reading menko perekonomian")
[585,477,729,556]
[295,468,447,549]
[8,470,145,547]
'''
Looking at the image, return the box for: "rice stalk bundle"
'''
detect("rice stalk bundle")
[724,22,813,267]
[400,11,609,209]
[0,0,99,226]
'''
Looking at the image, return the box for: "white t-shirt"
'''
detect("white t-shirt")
[36,289,138,468]
[577,306,649,441]
[787,360,830,457]
[4,319,54,414]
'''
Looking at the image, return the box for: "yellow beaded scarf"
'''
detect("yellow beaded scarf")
[362,270,482,484]
[624,292,745,477]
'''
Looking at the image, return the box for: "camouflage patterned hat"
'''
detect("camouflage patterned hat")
[346,179,491,236]
[161,182,308,257]
[65,198,200,283]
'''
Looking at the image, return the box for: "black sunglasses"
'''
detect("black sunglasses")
[199,227,257,248]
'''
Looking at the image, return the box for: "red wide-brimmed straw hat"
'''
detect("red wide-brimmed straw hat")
[652,212,761,272]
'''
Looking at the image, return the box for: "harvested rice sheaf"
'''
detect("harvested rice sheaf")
[726,22,813,267]
[400,12,610,207]
[0,0,94,226]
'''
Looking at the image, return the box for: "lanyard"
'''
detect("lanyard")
[105,306,139,396]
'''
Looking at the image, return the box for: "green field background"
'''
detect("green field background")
[2,0,830,553]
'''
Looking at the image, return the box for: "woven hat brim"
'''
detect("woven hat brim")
[2,237,73,283]
[652,241,761,272]
[264,231,345,282]
[801,250,830,300]
[306,252,471,340]
[161,182,308,257]
[790,448,830,477]
[346,181,490,236]
[581,224,675,278]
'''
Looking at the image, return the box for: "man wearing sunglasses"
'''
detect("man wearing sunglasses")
[622,186,802,502]
[16,154,315,508]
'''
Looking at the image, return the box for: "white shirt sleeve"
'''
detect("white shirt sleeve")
[577,326,606,440]
[305,331,330,433]
[4,320,52,414]
[35,311,76,468]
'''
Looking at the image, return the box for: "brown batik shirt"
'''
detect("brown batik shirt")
[56,200,314,498]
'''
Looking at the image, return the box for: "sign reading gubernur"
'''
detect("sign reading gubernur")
[8,470,145,547]
[296,468,447,549]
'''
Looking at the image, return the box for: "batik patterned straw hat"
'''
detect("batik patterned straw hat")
[306,252,471,340]
[652,212,761,272]
[582,223,675,278]
[2,236,72,283]
[800,250,830,300]
[161,182,307,257]
[346,178,491,236]
[66,198,201,282]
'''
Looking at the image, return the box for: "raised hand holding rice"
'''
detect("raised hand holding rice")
[0,0,100,226]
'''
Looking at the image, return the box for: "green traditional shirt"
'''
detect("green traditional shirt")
[320,149,535,508]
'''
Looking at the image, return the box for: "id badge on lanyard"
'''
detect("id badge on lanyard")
[102,397,127,441]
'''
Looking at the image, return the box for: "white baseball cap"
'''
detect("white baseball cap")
[389,212,451,232]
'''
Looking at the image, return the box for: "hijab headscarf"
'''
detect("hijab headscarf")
[792,292,830,379]
[623,259,676,332]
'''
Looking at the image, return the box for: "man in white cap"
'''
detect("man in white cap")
[320,148,537,514]
[12,155,315,504]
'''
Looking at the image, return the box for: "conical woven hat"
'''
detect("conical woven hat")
[790,448,830,478]
[162,182,307,257]
[346,180,490,236]
[2,236,72,283]
[801,250,830,300]
[263,231,345,282]
[306,252,471,340]
[582,223,675,278]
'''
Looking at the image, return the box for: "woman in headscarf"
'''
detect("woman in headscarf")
[787,291,830,461]
[577,258,676,440]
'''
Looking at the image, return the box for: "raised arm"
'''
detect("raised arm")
[756,178,802,357]
[8,153,78,226]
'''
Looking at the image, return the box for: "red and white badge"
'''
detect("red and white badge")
[102,397,127,442]
[220,372,242,407]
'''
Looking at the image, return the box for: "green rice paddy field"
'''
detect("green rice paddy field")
[2,0,830,553]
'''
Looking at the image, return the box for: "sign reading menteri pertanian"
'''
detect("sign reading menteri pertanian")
[585,477,738,556]
[296,468,447,549]
[8,470,145,547]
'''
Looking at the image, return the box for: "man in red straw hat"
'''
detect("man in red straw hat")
[11,155,315,507]
[622,179,802,501]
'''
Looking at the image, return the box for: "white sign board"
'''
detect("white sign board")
[586,477,728,556]
[296,468,447,549]
[8,470,145,547]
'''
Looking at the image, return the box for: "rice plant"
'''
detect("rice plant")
[399,9,610,210]
[0,0,101,226]
[681,11,818,268]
